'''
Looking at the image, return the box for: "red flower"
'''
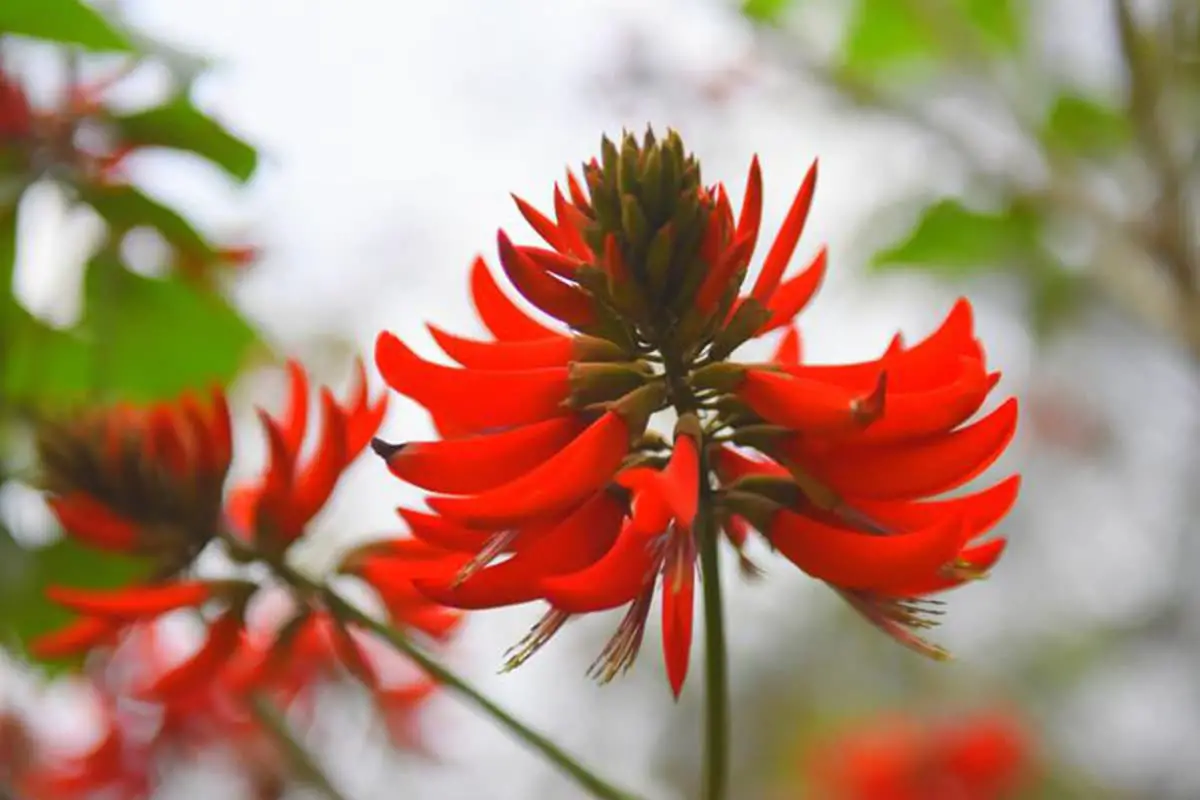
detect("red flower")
[804,709,1034,800]
[30,361,389,696]
[369,129,1018,695]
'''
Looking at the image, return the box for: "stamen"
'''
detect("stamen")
[501,608,572,673]
[587,586,655,685]
[453,529,519,588]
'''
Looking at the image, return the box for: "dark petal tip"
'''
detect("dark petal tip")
[370,437,405,460]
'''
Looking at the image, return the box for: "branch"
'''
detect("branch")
[248,692,350,800]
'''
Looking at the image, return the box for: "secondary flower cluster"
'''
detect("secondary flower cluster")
[366,129,1019,696]
[802,709,1034,800]
[29,362,457,739]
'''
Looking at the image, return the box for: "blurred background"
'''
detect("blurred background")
[0,0,1197,797]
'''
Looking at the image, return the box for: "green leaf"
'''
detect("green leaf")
[0,532,148,674]
[871,199,1040,275]
[81,254,258,401]
[843,0,937,75]
[842,0,1021,75]
[742,0,792,25]
[960,0,1021,52]
[0,0,133,52]
[112,96,258,183]
[1041,93,1131,155]
[2,310,93,408]
[80,183,215,260]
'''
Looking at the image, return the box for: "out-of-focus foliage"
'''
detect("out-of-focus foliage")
[0,5,262,668]
[743,0,1199,350]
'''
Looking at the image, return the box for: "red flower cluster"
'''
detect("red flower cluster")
[367,130,1018,696]
[30,361,458,713]
[802,709,1034,800]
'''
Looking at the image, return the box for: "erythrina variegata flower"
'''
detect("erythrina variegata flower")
[28,361,407,697]
[369,129,1018,697]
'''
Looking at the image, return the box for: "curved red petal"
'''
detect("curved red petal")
[291,389,349,527]
[660,434,700,529]
[416,491,624,609]
[497,232,595,328]
[772,325,802,366]
[512,194,568,253]
[541,520,661,613]
[847,356,992,444]
[770,512,968,593]
[379,415,588,495]
[145,610,243,697]
[396,508,498,552]
[428,411,630,529]
[759,247,827,333]
[46,581,215,619]
[736,155,763,253]
[29,616,124,659]
[375,332,571,433]
[280,360,310,453]
[427,324,573,370]
[469,256,559,341]
[846,475,1021,540]
[738,368,886,434]
[48,493,141,552]
[803,399,1019,501]
[749,159,818,305]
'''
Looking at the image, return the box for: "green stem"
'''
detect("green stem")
[696,461,729,800]
[248,692,350,800]
[259,551,641,800]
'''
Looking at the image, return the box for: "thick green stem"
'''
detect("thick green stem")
[255,550,641,800]
[696,465,729,800]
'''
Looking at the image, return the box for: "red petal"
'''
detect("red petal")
[848,356,992,444]
[660,434,700,529]
[512,194,568,253]
[416,491,624,609]
[497,232,595,329]
[427,324,573,370]
[661,532,696,698]
[397,508,498,552]
[379,415,588,495]
[280,360,310,453]
[469,256,559,341]
[565,169,591,212]
[694,231,755,312]
[749,159,818,305]
[541,520,661,612]
[344,359,389,456]
[145,610,243,697]
[735,155,763,254]
[375,332,571,433]
[737,368,886,433]
[772,325,802,366]
[846,475,1021,540]
[895,538,1008,596]
[770,512,968,593]
[46,581,216,619]
[712,446,790,484]
[48,494,141,552]
[254,412,297,539]
[759,247,827,333]
[552,185,594,260]
[291,389,349,528]
[801,399,1019,501]
[428,410,631,529]
[29,616,124,659]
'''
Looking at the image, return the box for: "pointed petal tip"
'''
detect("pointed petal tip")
[370,437,404,461]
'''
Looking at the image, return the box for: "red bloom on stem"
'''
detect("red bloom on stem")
[369,129,1018,696]
[803,709,1035,800]
[30,361,391,696]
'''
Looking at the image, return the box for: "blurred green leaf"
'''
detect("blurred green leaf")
[842,0,1020,75]
[0,0,133,52]
[112,95,258,183]
[80,183,214,260]
[961,0,1021,51]
[2,311,92,407]
[872,199,1040,274]
[843,0,936,75]
[0,533,147,675]
[742,0,792,25]
[81,253,257,401]
[1041,93,1132,155]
